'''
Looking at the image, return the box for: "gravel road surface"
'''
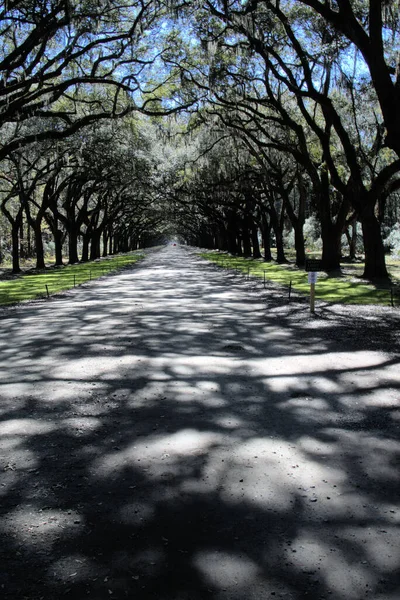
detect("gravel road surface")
[0,245,399,600]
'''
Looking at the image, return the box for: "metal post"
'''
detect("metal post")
[263,270,266,289]
[289,280,292,301]
[45,284,49,298]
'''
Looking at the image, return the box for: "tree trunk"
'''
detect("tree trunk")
[251,226,261,258]
[114,234,119,254]
[27,222,32,258]
[293,222,306,267]
[33,223,45,270]
[102,230,108,257]
[236,234,243,256]
[11,224,21,274]
[360,210,388,279]
[55,229,63,266]
[81,234,90,262]
[68,225,79,264]
[242,218,252,257]
[320,222,342,271]
[345,219,358,260]
[90,231,101,260]
[227,225,238,254]
[275,230,286,263]
[269,206,286,263]
[46,203,64,266]
[19,218,25,259]
[218,225,228,251]
[261,214,272,261]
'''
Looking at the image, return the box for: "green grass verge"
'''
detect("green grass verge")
[200,251,399,306]
[0,252,144,306]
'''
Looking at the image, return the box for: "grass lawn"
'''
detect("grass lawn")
[0,252,144,306]
[200,251,400,306]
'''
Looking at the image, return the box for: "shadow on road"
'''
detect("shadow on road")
[0,246,399,599]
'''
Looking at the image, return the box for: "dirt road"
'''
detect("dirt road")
[0,245,399,600]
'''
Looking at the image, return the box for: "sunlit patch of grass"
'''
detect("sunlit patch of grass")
[0,252,144,306]
[200,251,399,306]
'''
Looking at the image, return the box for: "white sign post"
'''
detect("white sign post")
[308,271,318,313]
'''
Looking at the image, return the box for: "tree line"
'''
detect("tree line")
[1,1,400,280]
[166,0,400,279]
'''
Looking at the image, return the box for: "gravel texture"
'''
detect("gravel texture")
[0,245,399,600]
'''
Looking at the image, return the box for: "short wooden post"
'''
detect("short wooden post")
[45,284,49,298]
[310,282,316,313]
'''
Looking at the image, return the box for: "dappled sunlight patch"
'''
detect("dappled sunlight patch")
[326,430,400,484]
[200,396,228,408]
[131,429,222,459]
[290,533,375,599]
[0,469,20,494]
[193,550,263,590]
[248,350,390,377]
[213,415,244,429]
[50,354,145,382]
[325,561,376,599]
[0,418,57,436]
[1,507,84,548]
[278,397,340,425]
[196,380,220,392]
[227,437,350,512]
[340,526,400,571]
[170,363,198,376]
[61,417,102,436]
[72,400,112,417]
[0,381,40,398]
[218,438,298,510]
[153,354,238,376]
[93,429,223,478]
[0,434,34,451]
[312,376,344,394]
[0,444,38,474]
[147,372,172,381]
[340,388,400,412]
[130,376,229,408]
[340,360,400,392]
[220,467,295,511]
[298,435,342,458]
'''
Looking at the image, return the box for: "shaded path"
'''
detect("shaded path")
[0,246,399,600]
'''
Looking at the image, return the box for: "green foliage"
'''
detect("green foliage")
[303,216,321,250]
[385,223,400,259]
[0,253,144,306]
[200,251,399,306]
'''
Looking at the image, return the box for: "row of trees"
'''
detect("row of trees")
[0,0,190,271]
[165,0,400,279]
[0,119,171,272]
[1,1,400,280]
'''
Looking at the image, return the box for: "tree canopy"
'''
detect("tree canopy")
[1,0,400,279]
